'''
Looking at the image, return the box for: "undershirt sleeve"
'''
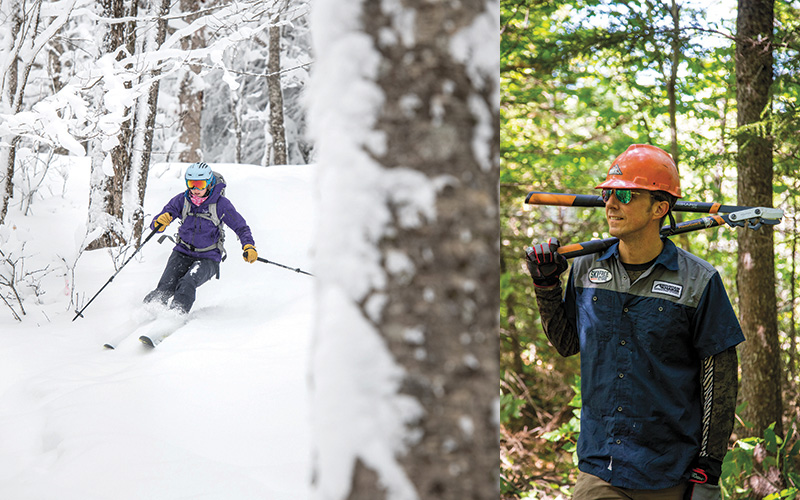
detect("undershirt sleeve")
[533,284,580,357]
[699,346,739,462]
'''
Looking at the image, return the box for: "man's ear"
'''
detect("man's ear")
[652,200,670,220]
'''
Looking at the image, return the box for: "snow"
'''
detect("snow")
[0,158,315,499]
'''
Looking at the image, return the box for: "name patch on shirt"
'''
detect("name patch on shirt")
[652,280,683,298]
[588,268,612,284]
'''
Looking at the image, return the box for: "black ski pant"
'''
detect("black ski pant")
[144,250,219,314]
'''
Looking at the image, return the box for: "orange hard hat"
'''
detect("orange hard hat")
[595,144,681,198]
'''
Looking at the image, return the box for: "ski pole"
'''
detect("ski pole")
[525,191,759,214]
[72,227,160,321]
[254,256,314,277]
[552,207,783,259]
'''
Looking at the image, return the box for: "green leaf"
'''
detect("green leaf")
[765,423,779,453]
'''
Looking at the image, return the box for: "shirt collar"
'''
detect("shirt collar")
[598,237,679,271]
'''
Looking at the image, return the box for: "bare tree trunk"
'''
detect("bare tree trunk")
[311,0,499,499]
[231,90,243,164]
[177,0,204,163]
[667,0,680,164]
[736,0,782,437]
[789,191,798,421]
[267,19,287,165]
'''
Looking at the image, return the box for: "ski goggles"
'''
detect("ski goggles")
[601,188,646,204]
[186,179,209,190]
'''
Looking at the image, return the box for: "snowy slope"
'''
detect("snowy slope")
[0,159,315,499]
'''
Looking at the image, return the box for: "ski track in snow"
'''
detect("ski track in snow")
[0,160,314,499]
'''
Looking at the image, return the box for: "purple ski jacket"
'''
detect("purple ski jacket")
[150,181,254,262]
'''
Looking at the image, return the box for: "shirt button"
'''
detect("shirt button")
[618,373,624,378]
[593,296,598,302]
[616,439,622,445]
[617,406,623,412]
[658,306,664,312]
[623,307,629,313]
[620,340,626,346]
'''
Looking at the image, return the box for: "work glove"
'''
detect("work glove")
[525,237,568,288]
[242,244,258,263]
[683,457,722,500]
[154,212,173,232]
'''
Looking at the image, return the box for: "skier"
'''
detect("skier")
[144,162,257,314]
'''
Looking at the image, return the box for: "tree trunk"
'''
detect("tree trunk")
[85,0,135,250]
[267,19,287,165]
[177,0,204,163]
[735,0,782,437]
[311,0,499,499]
[665,0,692,251]
[0,3,26,225]
[126,0,171,244]
[667,0,680,164]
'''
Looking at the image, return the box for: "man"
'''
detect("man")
[526,144,744,500]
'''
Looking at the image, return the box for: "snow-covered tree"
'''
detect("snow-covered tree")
[84,0,136,250]
[0,0,78,225]
[176,0,207,163]
[201,0,312,166]
[309,0,500,498]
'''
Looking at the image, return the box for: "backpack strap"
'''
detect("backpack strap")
[176,197,227,263]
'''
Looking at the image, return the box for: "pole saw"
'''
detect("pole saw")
[523,191,784,259]
[525,191,761,214]
[525,191,768,214]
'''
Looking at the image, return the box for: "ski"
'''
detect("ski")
[104,311,186,350]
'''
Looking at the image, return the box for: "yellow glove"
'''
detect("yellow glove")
[243,244,258,263]
[154,212,173,232]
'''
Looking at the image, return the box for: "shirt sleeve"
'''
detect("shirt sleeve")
[691,272,746,358]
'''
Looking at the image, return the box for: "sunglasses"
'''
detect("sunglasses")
[601,188,646,204]
[187,179,208,190]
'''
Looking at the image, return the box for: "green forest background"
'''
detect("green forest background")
[500,0,800,498]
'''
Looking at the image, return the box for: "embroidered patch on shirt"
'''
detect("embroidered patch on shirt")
[588,268,612,284]
[652,280,683,298]
[609,164,623,175]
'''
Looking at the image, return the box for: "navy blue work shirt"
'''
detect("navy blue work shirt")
[564,238,744,489]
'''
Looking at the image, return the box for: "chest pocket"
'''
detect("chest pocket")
[633,298,693,363]
[576,287,614,343]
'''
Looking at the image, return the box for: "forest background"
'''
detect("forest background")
[501,0,800,498]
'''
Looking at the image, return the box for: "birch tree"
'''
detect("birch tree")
[310,0,500,498]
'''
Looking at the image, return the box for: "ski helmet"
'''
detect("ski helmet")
[185,162,215,190]
[595,144,681,198]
